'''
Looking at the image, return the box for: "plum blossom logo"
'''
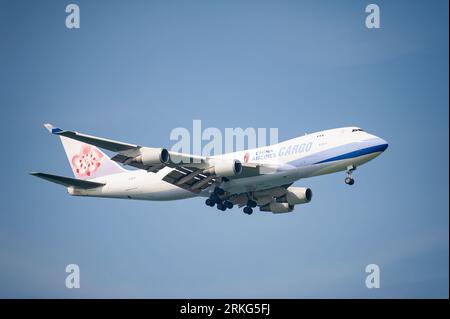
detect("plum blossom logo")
[244,152,250,163]
[72,145,103,177]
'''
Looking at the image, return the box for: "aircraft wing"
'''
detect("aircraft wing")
[45,123,171,173]
[158,160,272,193]
[44,123,276,193]
[44,123,138,152]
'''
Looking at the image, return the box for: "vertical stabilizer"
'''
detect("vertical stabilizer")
[44,124,126,180]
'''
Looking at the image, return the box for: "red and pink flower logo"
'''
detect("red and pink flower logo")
[243,152,250,163]
[71,145,103,177]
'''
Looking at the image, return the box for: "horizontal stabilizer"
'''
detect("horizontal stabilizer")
[30,172,105,189]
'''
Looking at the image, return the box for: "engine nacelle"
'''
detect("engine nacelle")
[205,160,242,177]
[260,202,294,214]
[284,187,313,205]
[270,202,294,213]
[134,147,170,165]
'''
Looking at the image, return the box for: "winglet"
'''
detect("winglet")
[44,123,63,134]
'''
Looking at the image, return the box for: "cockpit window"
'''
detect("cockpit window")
[352,128,364,132]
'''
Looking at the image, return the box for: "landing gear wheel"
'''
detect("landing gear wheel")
[345,177,355,185]
[246,200,257,208]
[211,194,221,204]
[224,201,233,209]
[217,203,226,211]
[345,165,356,186]
[243,206,253,215]
[205,198,215,207]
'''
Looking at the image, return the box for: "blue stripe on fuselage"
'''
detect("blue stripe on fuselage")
[314,143,388,164]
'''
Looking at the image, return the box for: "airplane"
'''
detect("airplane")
[31,124,388,215]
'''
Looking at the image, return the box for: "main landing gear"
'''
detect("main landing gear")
[345,165,356,185]
[243,200,257,215]
[205,187,258,215]
[205,187,234,211]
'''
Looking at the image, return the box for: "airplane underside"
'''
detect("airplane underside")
[66,151,383,215]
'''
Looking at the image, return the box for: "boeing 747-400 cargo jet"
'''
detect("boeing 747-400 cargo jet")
[31,124,388,214]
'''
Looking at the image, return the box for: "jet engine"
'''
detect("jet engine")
[133,147,170,165]
[204,160,242,177]
[260,187,312,213]
[269,202,294,214]
[282,187,313,205]
[260,202,294,214]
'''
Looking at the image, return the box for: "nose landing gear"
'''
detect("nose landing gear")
[345,177,354,185]
[345,165,356,185]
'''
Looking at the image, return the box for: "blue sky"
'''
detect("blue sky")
[0,0,448,298]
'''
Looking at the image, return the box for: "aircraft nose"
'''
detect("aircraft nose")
[376,137,389,152]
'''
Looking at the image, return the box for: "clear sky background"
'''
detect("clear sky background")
[0,0,448,298]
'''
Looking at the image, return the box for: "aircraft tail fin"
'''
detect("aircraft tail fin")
[44,123,127,180]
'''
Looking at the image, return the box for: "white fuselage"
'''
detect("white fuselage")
[68,127,388,200]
